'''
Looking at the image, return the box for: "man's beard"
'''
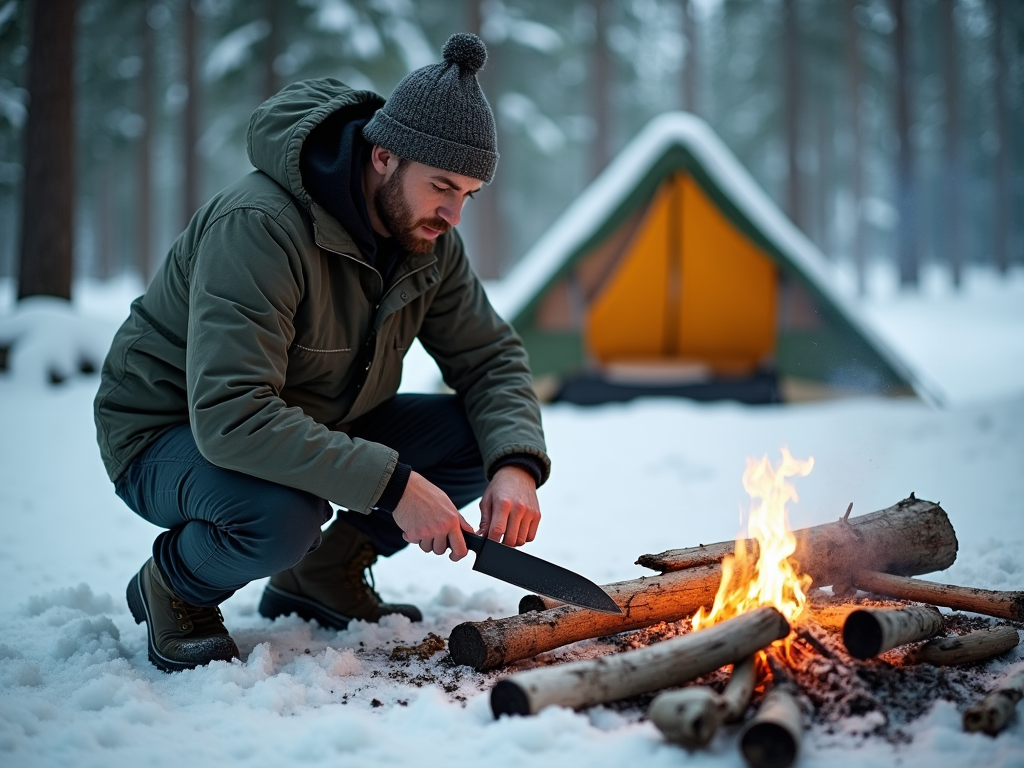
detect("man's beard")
[374,162,449,255]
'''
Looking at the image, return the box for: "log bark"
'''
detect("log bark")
[474,498,955,672]
[649,655,757,748]
[453,565,721,671]
[636,498,957,587]
[489,608,789,717]
[963,667,1024,736]
[909,627,1020,667]
[852,570,1024,621]
[842,605,944,659]
[740,681,802,768]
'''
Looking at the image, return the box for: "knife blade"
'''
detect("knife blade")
[453,530,622,615]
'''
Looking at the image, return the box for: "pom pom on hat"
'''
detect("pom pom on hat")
[442,32,487,74]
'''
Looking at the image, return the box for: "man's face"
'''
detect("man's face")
[374,158,482,255]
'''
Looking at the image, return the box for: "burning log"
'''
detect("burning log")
[963,666,1024,736]
[909,626,1020,666]
[842,605,944,659]
[852,570,1024,621]
[451,565,721,671]
[473,500,955,672]
[489,607,789,717]
[648,655,758,749]
[739,658,803,768]
[636,497,958,588]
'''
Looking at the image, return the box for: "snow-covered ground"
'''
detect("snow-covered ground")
[1,267,1023,767]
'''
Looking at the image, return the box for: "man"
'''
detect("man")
[94,33,549,673]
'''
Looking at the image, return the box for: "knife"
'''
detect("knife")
[452,529,622,615]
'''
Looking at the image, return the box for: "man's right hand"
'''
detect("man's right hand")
[391,471,472,561]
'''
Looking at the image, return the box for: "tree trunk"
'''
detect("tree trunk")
[910,626,1019,666]
[636,497,958,587]
[262,0,280,102]
[842,604,943,659]
[469,0,505,279]
[681,0,698,114]
[489,607,788,717]
[991,0,1010,276]
[892,0,918,288]
[940,0,963,289]
[591,0,612,178]
[845,0,865,294]
[963,667,1024,735]
[138,0,155,283]
[181,0,200,228]
[852,570,1024,620]
[782,0,803,233]
[17,0,77,301]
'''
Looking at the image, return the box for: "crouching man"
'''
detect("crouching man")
[93,33,549,672]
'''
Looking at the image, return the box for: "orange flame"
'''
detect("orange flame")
[692,448,814,631]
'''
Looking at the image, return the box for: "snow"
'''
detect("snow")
[1,275,1023,767]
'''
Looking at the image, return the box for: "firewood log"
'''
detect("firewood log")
[489,607,789,717]
[852,570,1024,621]
[842,605,944,659]
[909,626,1020,666]
[963,666,1024,735]
[452,564,721,671]
[636,497,957,587]
[648,655,758,749]
[462,498,956,672]
[739,680,803,768]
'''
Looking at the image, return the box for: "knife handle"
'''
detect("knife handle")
[452,528,485,554]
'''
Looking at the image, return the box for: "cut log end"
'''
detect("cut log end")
[740,721,799,768]
[842,605,943,660]
[519,594,549,613]
[491,679,531,717]
[843,610,885,659]
[448,622,491,671]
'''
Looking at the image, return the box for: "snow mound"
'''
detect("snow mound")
[0,297,121,385]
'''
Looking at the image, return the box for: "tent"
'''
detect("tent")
[492,113,935,405]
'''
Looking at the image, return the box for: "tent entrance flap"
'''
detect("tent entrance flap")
[584,173,778,376]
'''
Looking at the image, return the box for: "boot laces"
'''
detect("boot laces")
[345,544,382,602]
[171,597,226,635]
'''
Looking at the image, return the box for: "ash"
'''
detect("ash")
[531,595,1022,745]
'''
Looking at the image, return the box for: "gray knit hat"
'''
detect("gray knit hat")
[363,33,498,183]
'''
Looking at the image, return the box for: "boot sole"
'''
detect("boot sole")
[258,583,354,630]
[127,569,235,674]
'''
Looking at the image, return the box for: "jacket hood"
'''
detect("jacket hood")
[247,78,385,207]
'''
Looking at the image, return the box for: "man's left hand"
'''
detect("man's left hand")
[478,465,541,547]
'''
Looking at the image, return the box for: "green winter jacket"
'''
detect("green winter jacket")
[93,78,549,514]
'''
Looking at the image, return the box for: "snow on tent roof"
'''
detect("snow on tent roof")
[493,112,939,405]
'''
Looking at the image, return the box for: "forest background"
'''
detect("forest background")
[0,0,1021,301]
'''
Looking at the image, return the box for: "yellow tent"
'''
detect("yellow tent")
[495,113,931,405]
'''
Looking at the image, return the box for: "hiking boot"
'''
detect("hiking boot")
[258,517,422,630]
[126,558,239,673]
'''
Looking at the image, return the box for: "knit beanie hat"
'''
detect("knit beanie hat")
[362,33,498,183]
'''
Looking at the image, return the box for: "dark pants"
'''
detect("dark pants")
[115,394,487,607]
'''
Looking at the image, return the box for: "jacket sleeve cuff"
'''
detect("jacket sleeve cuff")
[372,462,411,514]
[489,454,544,488]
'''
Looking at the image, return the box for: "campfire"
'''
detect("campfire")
[448,451,1024,767]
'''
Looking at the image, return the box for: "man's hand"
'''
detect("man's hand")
[478,465,541,547]
[392,471,473,561]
